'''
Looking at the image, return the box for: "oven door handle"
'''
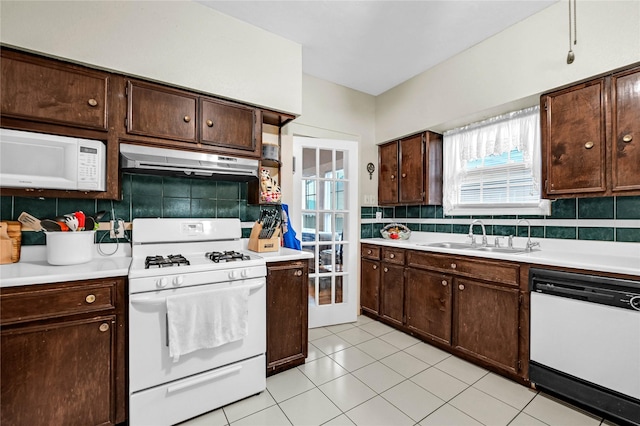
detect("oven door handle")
[166,364,243,394]
[130,281,265,307]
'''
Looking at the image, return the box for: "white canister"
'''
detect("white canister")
[45,231,95,265]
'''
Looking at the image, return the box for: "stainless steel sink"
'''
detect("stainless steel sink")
[473,246,530,254]
[419,242,474,250]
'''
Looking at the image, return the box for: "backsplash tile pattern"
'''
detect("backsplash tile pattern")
[1,173,261,245]
[361,195,640,243]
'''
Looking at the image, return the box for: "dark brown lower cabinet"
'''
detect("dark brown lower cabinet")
[0,277,126,426]
[379,263,404,327]
[405,268,452,345]
[360,244,527,381]
[360,258,380,315]
[266,260,308,376]
[454,278,520,374]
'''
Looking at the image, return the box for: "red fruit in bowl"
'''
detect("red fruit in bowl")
[390,233,399,239]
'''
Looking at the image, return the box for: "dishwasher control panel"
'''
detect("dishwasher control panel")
[530,268,640,311]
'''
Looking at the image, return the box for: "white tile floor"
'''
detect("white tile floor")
[180,316,616,426]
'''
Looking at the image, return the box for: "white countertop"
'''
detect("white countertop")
[0,244,132,288]
[1,242,315,288]
[254,247,314,263]
[362,232,640,277]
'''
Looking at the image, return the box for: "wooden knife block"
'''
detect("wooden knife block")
[247,222,280,253]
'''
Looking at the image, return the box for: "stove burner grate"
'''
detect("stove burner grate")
[145,254,190,269]
[205,251,250,263]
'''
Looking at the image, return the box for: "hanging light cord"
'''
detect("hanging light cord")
[573,0,577,45]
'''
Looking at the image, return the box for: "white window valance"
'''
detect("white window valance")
[443,105,550,216]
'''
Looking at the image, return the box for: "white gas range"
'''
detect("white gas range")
[128,218,266,426]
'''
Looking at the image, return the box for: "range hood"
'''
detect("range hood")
[120,143,259,181]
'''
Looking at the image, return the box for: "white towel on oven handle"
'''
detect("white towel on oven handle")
[166,286,250,362]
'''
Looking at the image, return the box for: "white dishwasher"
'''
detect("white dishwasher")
[529,268,640,426]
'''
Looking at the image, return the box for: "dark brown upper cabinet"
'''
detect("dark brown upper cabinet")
[611,67,640,193]
[126,80,198,143]
[125,79,260,158]
[542,63,640,198]
[1,49,109,132]
[378,131,442,205]
[200,99,258,157]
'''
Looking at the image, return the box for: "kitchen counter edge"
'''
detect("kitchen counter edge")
[361,234,640,278]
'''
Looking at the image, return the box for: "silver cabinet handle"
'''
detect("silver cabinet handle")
[451,263,457,269]
[441,280,447,286]
[383,267,389,273]
[389,253,395,259]
[458,284,465,290]
[372,265,378,270]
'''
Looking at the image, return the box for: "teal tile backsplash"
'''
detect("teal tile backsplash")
[361,195,640,243]
[1,173,262,245]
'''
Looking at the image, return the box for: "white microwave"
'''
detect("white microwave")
[0,128,106,191]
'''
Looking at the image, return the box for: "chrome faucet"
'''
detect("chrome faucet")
[468,219,488,247]
[517,218,540,252]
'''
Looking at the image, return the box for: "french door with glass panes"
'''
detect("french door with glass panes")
[292,137,358,328]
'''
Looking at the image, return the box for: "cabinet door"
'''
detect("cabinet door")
[542,80,607,196]
[399,134,424,203]
[405,268,452,345]
[378,141,398,204]
[360,258,380,315]
[200,99,258,156]
[266,261,308,375]
[424,131,443,205]
[1,51,108,131]
[1,315,116,426]
[126,80,197,143]
[611,67,640,192]
[380,263,404,326]
[454,278,519,373]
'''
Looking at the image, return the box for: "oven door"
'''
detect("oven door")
[129,277,266,393]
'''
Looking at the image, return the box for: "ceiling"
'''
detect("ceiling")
[197,0,558,96]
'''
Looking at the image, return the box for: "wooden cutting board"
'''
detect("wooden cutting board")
[0,222,13,264]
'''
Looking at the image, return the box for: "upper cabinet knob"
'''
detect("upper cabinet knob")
[390,174,395,180]
[206,119,214,127]
[402,173,407,178]
[584,141,594,149]
[389,253,395,259]
[295,270,303,276]
[183,115,191,123]
[441,280,447,286]
[623,134,633,143]
[87,98,98,107]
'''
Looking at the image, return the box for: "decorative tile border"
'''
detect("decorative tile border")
[361,196,640,243]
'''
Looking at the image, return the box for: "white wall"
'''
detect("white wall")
[375,0,640,142]
[0,0,302,115]
[280,74,377,207]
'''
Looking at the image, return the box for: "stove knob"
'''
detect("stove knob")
[157,277,168,288]
[241,269,249,278]
[173,276,184,286]
[228,270,238,280]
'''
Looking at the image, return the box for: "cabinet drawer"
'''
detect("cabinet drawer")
[382,247,405,265]
[407,251,519,286]
[361,244,381,260]
[1,279,117,325]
